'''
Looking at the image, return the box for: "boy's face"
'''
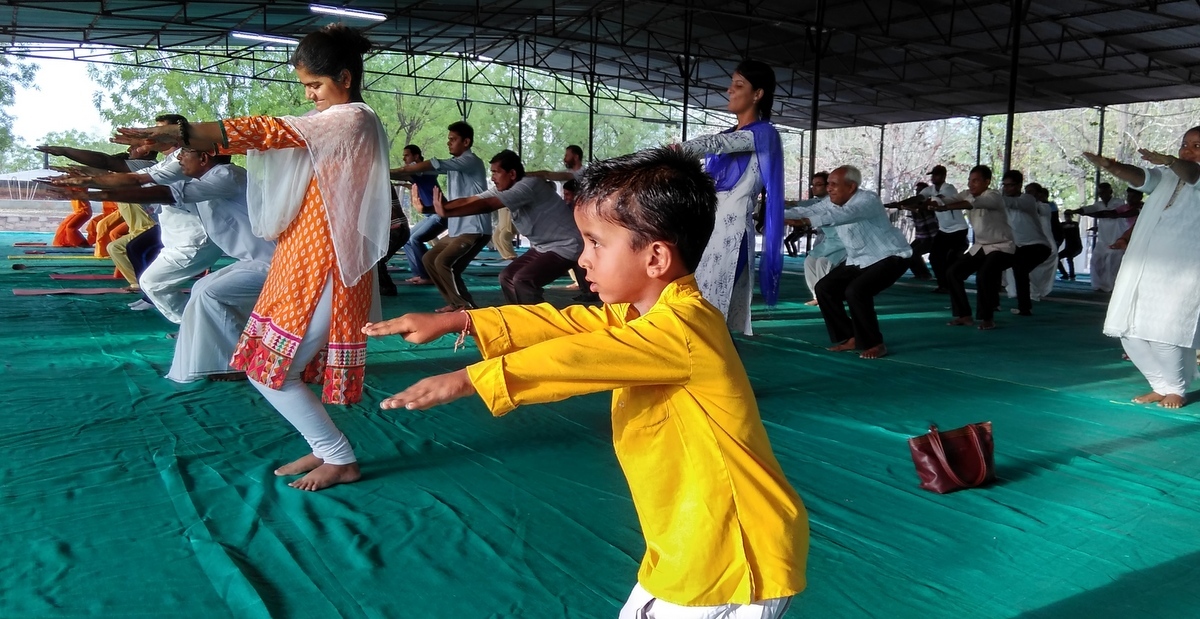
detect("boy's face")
[574,204,653,305]
[447,131,469,157]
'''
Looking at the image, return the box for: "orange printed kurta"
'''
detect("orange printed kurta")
[85,201,118,246]
[223,116,373,404]
[53,199,91,247]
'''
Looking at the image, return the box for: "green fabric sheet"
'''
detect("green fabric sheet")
[3,231,1200,618]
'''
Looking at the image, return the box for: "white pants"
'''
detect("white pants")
[619,584,792,619]
[167,260,268,383]
[139,241,224,324]
[804,256,834,301]
[1121,337,1198,397]
[250,277,356,465]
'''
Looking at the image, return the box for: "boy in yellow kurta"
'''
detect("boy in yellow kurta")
[364,147,808,617]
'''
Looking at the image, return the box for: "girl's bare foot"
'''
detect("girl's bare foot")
[947,317,973,326]
[804,299,819,306]
[977,320,996,331]
[1132,391,1165,404]
[1160,394,1187,409]
[275,453,323,476]
[828,338,856,352]
[290,462,361,491]
[860,344,888,359]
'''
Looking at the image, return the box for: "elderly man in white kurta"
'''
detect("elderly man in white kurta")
[164,150,275,382]
[1083,132,1200,409]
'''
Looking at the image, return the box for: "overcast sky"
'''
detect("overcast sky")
[9,57,109,145]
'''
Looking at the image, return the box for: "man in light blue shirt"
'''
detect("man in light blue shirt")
[393,121,492,311]
[787,165,911,359]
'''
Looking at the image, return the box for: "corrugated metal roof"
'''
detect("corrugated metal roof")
[2,1,1199,129]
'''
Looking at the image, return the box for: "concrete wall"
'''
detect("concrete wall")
[0,200,72,233]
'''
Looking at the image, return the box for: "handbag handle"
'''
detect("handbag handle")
[926,424,989,488]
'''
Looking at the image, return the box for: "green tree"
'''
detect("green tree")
[0,55,38,173]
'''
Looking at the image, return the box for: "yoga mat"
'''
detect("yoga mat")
[50,273,121,281]
[24,248,95,254]
[13,242,47,247]
[13,287,132,296]
[8,255,106,260]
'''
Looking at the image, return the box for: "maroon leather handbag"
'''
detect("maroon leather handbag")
[908,422,995,494]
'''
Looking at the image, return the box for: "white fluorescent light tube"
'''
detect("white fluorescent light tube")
[309,4,388,21]
[231,31,299,45]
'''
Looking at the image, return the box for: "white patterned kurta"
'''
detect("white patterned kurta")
[681,130,762,335]
[1104,166,1200,348]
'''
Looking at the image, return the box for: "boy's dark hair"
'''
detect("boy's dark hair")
[566,144,584,159]
[155,114,188,125]
[448,121,474,145]
[1098,181,1113,191]
[812,170,829,183]
[403,144,423,160]
[576,147,716,272]
[490,149,525,180]
[1002,169,1023,185]
[970,164,992,180]
[563,179,580,193]
[290,24,371,102]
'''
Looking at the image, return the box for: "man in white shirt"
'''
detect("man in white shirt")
[920,165,968,293]
[393,121,492,311]
[1065,182,1129,292]
[933,165,1015,330]
[1006,176,1055,315]
[787,165,912,359]
[436,149,584,304]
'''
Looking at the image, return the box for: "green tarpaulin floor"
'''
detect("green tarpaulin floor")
[4,231,1200,618]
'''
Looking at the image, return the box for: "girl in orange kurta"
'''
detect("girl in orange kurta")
[115,25,392,492]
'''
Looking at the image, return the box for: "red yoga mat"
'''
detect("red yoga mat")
[14,242,47,247]
[13,288,132,296]
[50,273,121,281]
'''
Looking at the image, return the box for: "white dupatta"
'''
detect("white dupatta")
[244,102,391,288]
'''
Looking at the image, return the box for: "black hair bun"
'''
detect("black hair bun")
[320,23,372,55]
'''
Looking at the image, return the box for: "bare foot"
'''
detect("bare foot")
[804,299,819,306]
[860,343,888,359]
[947,316,973,327]
[289,462,361,491]
[404,277,433,285]
[206,371,246,382]
[1161,394,1187,409]
[977,320,996,331]
[828,338,856,352]
[275,453,323,476]
[1132,391,1165,404]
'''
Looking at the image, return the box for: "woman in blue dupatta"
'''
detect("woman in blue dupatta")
[679,60,785,335]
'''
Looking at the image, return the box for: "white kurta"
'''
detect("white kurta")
[1104,166,1200,349]
[682,130,762,335]
[1081,198,1130,292]
[166,164,276,382]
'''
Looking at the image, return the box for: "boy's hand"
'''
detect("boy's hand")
[362,312,465,344]
[381,369,476,410]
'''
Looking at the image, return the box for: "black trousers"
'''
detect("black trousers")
[908,236,934,279]
[127,225,162,303]
[947,249,1016,321]
[815,256,908,350]
[929,229,968,289]
[1012,244,1052,313]
[498,248,577,304]
[375,223,412,294]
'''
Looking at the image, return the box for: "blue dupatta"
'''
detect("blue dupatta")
[703,119,785,307]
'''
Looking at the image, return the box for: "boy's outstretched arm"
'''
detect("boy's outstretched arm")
[363,312,469,343]
[381,369,476,410]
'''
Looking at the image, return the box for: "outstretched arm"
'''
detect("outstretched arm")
[1137,148,1200,185]
[35,145,132,173]
[1082,151,1147,188]
[527,170,577,181]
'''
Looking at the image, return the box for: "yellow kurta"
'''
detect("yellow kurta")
[465,275,808,606]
